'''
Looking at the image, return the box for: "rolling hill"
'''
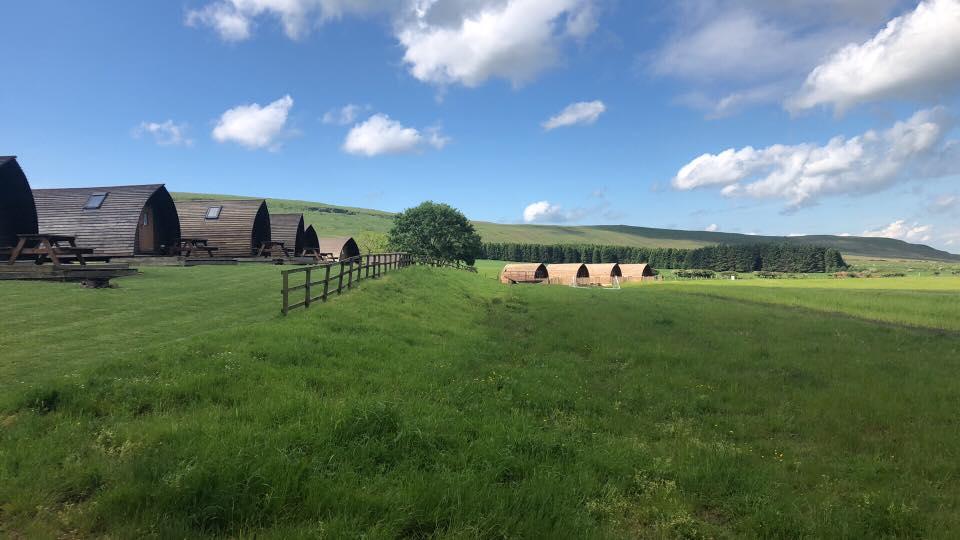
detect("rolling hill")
[172,193,960,261]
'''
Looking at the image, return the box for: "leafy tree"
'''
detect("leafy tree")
[388,201,483,265]
[355,231,390,254]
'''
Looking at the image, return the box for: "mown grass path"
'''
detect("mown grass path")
[2,267,959,537]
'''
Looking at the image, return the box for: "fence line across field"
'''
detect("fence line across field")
[280,252,412,315]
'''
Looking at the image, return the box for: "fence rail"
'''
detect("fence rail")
[280,252,412,315]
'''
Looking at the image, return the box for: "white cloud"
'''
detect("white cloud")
[705,223,719,232]
[650,1,903,116]
[398,0,595,87]
[542,100,606,130]
[133,120,193,146]
[930,193,960,214]
[187,0,596,87]
[186,0,383,41]
[523,201,572,223]
[788,0,960,113]
[672,107,959,209]
[322,104,367,125]
[342,113,448,157]
[863,220,933,243]
[212,95,294,150]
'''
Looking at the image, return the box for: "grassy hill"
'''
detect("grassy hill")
[3,266,960,536]
[172,193,960,261]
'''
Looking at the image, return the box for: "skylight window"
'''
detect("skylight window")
[84,193,108,209]
[205,206,223,219]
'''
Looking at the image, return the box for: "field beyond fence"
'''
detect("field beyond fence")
[280,252,411,314]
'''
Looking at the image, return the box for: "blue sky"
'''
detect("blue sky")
[2,0,959,251]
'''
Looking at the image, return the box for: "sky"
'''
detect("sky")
[2,0,959,252]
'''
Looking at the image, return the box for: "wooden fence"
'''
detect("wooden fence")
[280,252,412,315]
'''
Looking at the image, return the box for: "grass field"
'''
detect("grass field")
[2,264,960,537]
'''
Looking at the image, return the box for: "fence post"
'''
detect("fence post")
[347,258,354,289]
[375,254,381,278]
[282,271,289,315]
[322,264,331,301]
[337,261,345,295]
[305,267,312,308]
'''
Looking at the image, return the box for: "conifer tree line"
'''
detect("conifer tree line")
[481,242,848,273]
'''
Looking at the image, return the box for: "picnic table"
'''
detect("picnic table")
[177,237,218,257]
[257,240,291,258]
[5,234,97,266]
[301,247,335,262]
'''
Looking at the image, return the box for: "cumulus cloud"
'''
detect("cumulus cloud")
[542,100,606,130]
[133,120,192,146]
[522,201,574,223]
[322,104,368,125]
[650,1,904,116]
[212,95,293,150]
[705,223,719,232]
[342,114,449,157]
[863,220,934,243]
[788,0,960,113]
[672,107,960,209]
[186,0,382,41]
[399,0,595,87]
[187,0,596,87]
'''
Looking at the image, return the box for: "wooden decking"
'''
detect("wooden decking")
[0,260,138,284]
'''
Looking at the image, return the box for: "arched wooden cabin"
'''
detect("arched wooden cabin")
[500,263,549,284]
[175,199,271,257]
[303,225,319,252]
[318,236,360,260]
[0,156,38,248]
[548,263,589,285]
[620,264,656,282]
[33,184,180,256]
[586,263,622,285]
[270,213,305,255]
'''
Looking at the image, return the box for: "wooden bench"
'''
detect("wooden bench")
[177,238,219,258]
[7,234,97,266]
[257,241,291,258]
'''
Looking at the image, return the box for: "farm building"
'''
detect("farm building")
[270,213,305,255]
[318,236,361,260]
[0,156,38,248]
[586,263,622,285]
[175,199,271,257]
[33,184,181,256]
[548,263,590,285]
[619,264,657,282]
[303,225,320,252]
[500,263,549,284]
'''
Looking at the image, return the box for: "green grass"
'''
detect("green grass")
[2,266,960,537]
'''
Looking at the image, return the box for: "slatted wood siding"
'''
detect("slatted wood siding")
[318,236,360,260]
[585,263,622,285]
[303,225,319,252]
[33,185,180,256]
[0,156,38,247]
[270,213,305,255]
[175,199,271,257]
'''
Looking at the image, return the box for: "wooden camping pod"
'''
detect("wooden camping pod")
[33,184,180,256]
[619,263,656,282]
[547,263,589,285]
[0,156,38,248]
[175,199,271,257]
[500,263,549,284]
[270,213,305,255]
[585,263,622,285]
[318,236,360,260]
[303,224,319,251]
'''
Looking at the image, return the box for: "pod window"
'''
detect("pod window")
[205,206,222,219]
[84,193,108,209]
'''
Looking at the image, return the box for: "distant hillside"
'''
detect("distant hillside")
[171,193,960,262]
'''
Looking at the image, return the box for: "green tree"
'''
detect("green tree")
[355,231,390,254]
[388,201,483,265]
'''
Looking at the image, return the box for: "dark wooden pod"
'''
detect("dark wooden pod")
[270,213,305,255]
[0,156,38,247]
[175,199,271,257]
[303,225,319,251]
[33,184,180,256]
[318,236,360,260]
